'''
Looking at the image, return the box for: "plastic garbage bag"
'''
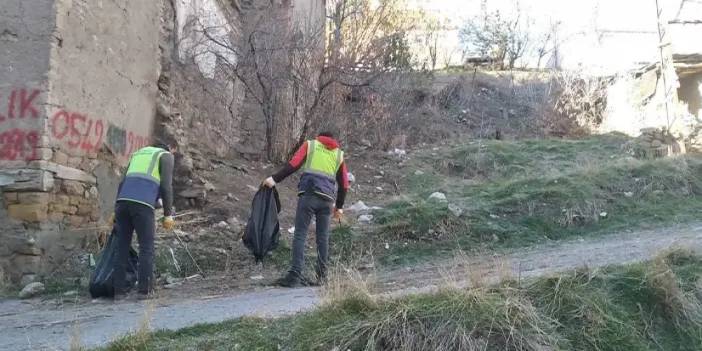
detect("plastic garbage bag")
[243,187,282,262]
[89,226,138,298]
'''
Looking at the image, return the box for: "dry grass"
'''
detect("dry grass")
[102,298,157,351]
[648,250,702,328]
[69,322,84,351]
[319,287,560,351]
[321,261,376,306]
[0,266,10,295]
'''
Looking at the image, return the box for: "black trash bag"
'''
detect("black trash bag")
[89,227,138,298]
[243,187,282,262]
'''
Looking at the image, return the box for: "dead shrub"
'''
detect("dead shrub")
[544,71,609,137]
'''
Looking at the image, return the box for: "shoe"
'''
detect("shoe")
[276,271,302,288]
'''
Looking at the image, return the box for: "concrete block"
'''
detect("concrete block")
[52,151,69,166]
[17,192,51,205]
[3,192,19,204]
[34,148,53,161]
[62,180,85,196]
[68,215,85,228]
[30,161,97,183]
[1,169,55,192]
[7,204,48,222]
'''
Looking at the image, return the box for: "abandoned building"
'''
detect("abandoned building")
[599,1,702,137]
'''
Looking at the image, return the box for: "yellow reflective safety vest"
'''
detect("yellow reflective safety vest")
[116,146,168,208]
[298,140,343,200]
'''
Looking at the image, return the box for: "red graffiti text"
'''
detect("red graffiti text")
[0,89,40,122]
[51,110,105,153]
[0,128,39,161]
[126,131,149,157]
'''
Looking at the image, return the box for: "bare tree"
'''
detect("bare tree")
[459,3,533,70]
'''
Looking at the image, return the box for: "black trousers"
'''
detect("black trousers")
[290,194,333,276]
[113,201,155,295]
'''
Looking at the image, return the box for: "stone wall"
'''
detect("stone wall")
[0,0,325,283]
[0,0,161,284]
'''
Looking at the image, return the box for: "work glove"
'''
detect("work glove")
[333,208,344,221]
[161,216,175,231]
[262,176,276,188]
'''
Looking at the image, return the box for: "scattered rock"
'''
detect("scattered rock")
[358,214,374,224]
[63,290,78,297]
[599,212,608,218]
[247,185,258,192]
[360,139,372,148]
[288,226,295,234]
[216,221,229,229]
[347,201,371,213]
[186,274,203,280]
[348,172,356,183]
[489,214,500,219]
[227,217,242,231]
[375,186,383,192]
[428,192,447,202]
[384,242,390,250]
[226,193,236,201]
[389,148,407,157]
[448,203,464,217]
[204,181,216,192]
[250,275,264,281]
[414,170,425,176]
[19,282,45,299]
[624,192,634,198]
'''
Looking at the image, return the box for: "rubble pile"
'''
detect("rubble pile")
[633,127,687,158]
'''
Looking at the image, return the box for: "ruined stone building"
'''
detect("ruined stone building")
[0,0,325,284]
[599,0,702,137]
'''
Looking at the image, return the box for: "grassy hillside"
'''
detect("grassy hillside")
[343,134,702,265]
[102,250,702,351]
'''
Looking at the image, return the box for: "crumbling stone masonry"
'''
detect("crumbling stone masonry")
[0,0,161,284]
[0,0,326,284]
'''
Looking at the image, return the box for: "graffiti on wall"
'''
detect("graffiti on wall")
[0,128,39,161]
[0,87,150,161]
[0,88,42,161]
[0,88,41,121]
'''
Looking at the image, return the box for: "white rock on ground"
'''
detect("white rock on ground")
[19,282,45,299]
[347,201,371,213]
[414,170,425,176]
[347,172,356,183]
[448,203,464,217]
[358,214,374,224]
[428,192,447,202]
[216,221,228,229]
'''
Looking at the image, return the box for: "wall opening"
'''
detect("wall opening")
[678,72,702,118]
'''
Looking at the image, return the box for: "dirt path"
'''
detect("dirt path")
[2,223,702,351]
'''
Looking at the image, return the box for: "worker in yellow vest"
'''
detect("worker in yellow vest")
[263,131,350,287]
[113,141,176,299]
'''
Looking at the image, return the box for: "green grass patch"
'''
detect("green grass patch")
[348,135,702,265]
[101,251,702,351]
